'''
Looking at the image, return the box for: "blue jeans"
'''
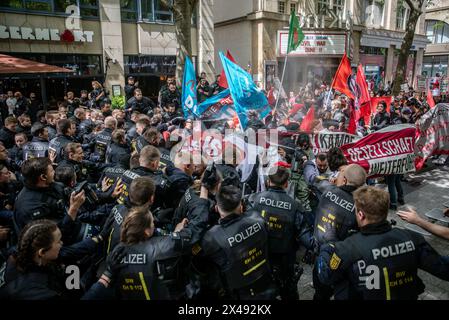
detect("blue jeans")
[385,175,404,206]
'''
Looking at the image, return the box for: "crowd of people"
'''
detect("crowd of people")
[0,72,447,301]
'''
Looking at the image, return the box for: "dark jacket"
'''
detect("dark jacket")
[0,127,16,149]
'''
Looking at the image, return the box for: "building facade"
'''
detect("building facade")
[423,0,449,78]
[213,0,429,93]
[0,0,215,103]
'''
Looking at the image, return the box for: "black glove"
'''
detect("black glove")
[201,162,218,189]
[103,245,126,282]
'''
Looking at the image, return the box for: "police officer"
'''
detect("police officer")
[126,89,155,115]
[160,83,181,111]
[13,158,86,239]
[105,129,130,165]
[124,76,138,102]
[193,182,277,300]
[137,127,173,170]
[117,145,170,214]
[48,119,76,164]
[69,107,86,142]
[21,123,49,161]
[105,176,155,255]
[91,116,116,163]
[317,186,449,300]
[249,163,307,300]
[83,206,192,300]
[58,143,89,183]
[312,164,367,300]
[45,111,60,142]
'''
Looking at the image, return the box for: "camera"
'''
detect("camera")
[74,181,99,209]
[202,162,218,189]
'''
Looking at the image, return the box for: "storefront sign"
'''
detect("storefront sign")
[278,32,346,56]
[0,26,94,42]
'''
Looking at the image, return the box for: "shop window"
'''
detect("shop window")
[0,0,24,9]
[1,0,97,17]
[423,55,448,77]
[278,1,285,14]
[121,0,137,21]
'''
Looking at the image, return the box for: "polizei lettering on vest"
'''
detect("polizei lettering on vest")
[259,197,292,210]
[324,191,355,212]
[371,241,416,260]
[122,253,147,264]
[227,222,262,247]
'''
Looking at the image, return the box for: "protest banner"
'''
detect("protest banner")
[340,124,416,176]
[414,103,449,170]
[440,77,449,95]
[416,76,427,92]
[310,131,359,154]
[196,89,236,121]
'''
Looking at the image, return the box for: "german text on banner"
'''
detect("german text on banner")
[414,103,449,170]
[310,131,359,154]
[340,124,416,176]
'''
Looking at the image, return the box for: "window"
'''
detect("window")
[121,0,137,21]
[25,0,51,12]
[278,1,285,14]
[79,0,98,17]
[317,0,344,15]
[0,0,98,17]
[140,0,173,23]
[396,3,409,30]
[364,0,384,28]
[317,0,329,13]
[422,55,448,77]
[54,0,76,13]
[290,3,296,14]
[426,20,449,44]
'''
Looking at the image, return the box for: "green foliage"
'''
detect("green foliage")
[111,95,126,110]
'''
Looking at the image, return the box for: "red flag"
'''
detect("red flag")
[331,53,354,99]
[356,65,370,105]
[300,106,315,132]
[218,50,236,88]
[427,86,436,108]
[370,96,392,114]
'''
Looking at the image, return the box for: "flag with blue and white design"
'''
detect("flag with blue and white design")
[181,56,198,118]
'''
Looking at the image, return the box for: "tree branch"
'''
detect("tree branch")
[404,0,423,14]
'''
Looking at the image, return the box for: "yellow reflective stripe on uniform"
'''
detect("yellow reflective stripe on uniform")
[383,267,391,300]
[139,272,151,300]
[243,259,266,276]
[317,224,326,233]
[261,210,266,218]
[107,228,114,254]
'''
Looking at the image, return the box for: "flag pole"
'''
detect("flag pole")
[273,52,289,115]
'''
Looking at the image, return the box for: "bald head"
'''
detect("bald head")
[336,164,366,187]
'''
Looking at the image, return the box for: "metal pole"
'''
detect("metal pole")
[273,53,289,114]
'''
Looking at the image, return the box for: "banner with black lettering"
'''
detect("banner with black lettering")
[310,131,360,154]
[340,124,416,176]
[414,103,449,170]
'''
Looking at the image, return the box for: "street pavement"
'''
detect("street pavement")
[297,163,449,300]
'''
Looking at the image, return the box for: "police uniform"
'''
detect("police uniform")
[98,166,126,191]
[22,137,49,160]
[58,158,88,182]
[313,185,358,246]
[116,166,170,212]
[133,135,148,154]
[92,127,113,163]
[49,134,74,164]
[250,187,306,300]
[46,125,57,141]
[126,96,155,114]
[105,142,130,165]
[317,221,449,300]
[195,212,277,300]
[112,229,192,300]
[105,204,129,254]
[158,147,174,171]
[312,184,358,300]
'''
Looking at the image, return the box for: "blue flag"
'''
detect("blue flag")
[196,89,236,120]
[219,52,270,129]
[181,56,198,118]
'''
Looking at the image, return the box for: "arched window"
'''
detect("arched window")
[425,19,449,44]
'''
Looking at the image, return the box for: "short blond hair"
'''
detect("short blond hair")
[353,186,389,222]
